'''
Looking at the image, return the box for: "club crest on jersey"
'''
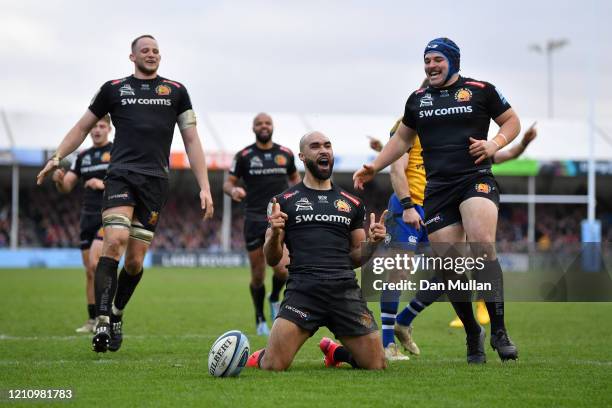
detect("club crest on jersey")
[475,183,492,194]
[249,156,263,168]
[119,84,135,96]
[101,152,111,162]
[148,211,159,226]
[334,199,351,213]
[295,197,313,211]
[454,88,472,102]
[419,93,434,107]
[155,85,171,96]
[274,154,287,166]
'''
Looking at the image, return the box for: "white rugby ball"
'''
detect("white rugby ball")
[208,330,250,377]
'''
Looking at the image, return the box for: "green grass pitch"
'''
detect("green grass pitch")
[1,267,611,407]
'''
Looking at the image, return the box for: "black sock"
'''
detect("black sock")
[269,275,286,303]
[451,301,481,336]
[113,267,143,312]
[333,346,359,368]
[250,284,266,323]
[87,304,95,320]
[94,257,119,317]
[482,260,506,333]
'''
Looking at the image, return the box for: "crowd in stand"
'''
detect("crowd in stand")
[0,184,610,251]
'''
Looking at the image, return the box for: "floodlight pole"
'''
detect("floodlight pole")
[1,109,18,249]
[530,39,568,118]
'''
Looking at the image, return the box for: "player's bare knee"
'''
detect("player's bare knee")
[102,235,127,259]
[124,256,144,275]
[262,355,291,371]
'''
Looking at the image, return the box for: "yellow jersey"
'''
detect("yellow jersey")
[390,119,426,206]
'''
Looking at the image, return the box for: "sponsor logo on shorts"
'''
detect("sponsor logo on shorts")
[155,85,171,96]
[475,183,492,194]
[119,84,135,96]
[108,192,129,200]
[424,214,443,226]
[148,211,159,226]
[284,305,309,320]
[454,88,472,102]
[334,199,351,213]
[274,154,287,166]
[295,197,313,211]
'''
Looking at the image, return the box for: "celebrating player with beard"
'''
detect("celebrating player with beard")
[247,131,387,371]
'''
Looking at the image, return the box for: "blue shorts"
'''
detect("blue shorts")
[384,193,428,249]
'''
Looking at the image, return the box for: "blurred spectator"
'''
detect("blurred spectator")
[0,183,609,250]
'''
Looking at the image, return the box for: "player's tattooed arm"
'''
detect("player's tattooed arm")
[180,126,214,220]
[37,110,99,185]
[264,198,287,266]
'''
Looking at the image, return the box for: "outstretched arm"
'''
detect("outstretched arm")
[36,110,99,185]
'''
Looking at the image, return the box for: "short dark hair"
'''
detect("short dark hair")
[100,114,111,125]
[131,34,156,51]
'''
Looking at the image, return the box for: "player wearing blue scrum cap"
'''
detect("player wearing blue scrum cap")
[354,37,521,363]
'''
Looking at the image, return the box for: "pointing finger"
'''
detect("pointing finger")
[378,209,389,224]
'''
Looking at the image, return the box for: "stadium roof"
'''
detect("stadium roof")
[1,110,611,171]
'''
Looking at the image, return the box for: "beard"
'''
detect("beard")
[305,157,333,181]
[255,130,272,144]
[136,60,158,75]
